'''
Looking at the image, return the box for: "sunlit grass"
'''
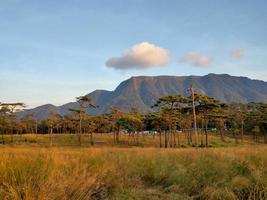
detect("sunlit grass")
[0,146,267,199]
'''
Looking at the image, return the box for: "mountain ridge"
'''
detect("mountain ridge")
[17,74,267,120]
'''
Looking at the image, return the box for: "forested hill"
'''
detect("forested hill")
[18,73,267,120]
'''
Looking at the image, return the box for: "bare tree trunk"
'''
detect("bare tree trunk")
[50,126,53,146]
[116,127,120,144]
[137,132,140,145]
[169,130,172,148]
[1,132,4,144]
[205,120,208,147]
[201,119,204,146]
[113,130,116,144]
[90,132,94,146]
[187,131,192,145]
[190,86,198,145]
[128,131,131,145]
[233,130,238,144]
[219,129,225,142]
[35,120,38,135]
[164,130,168,148]
[11,127,13,143]
[159,131,162,148]
[78,116,82,146]
[173,131,176,147]
[177,131,180,146]
[241,120,244,143]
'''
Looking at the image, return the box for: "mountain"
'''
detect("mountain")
[18,104,60,120]
[18,74,267,120]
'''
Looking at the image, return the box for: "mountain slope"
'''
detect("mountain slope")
[18,74,267,120]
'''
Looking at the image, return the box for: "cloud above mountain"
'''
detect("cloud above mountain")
[231,49,245,59]
[106,42,169,70]
[180,51,211,67]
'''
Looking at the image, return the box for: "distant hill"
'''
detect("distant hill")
[17,74,267,120]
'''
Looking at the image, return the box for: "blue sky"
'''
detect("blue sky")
[1,0,267,108]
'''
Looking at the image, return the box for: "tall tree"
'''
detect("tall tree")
[193,94,223,147]
[0,102,26,143]
[0,105,11,143]
[92,114,112,133]
[123,108,143,145]
[143,113,162,147]
[69,96,98,146]
[20,114,38,134]
[44,112,63,146]
[189,85,198,145]
[227,103,248,142]
[152,95,189,148]
[107,106,124,144]
[246,103,267,143]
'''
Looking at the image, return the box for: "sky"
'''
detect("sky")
[1,0,267,108]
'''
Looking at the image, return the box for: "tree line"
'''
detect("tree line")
[0,92,267,147]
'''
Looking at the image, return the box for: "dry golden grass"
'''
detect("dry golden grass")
[0,145,267,199]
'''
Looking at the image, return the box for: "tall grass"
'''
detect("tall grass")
[0,146,267,199]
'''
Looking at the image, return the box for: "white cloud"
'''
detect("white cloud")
[180,51,211,67]
[231,49,245,59]
[106,42,170,70]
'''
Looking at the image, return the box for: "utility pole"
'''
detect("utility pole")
[190,85,198,145]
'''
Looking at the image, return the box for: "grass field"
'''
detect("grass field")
[0,134,266,199]
[0,145,267,199]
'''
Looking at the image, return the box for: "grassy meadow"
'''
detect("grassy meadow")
[0,146,267,200]
[0,134,266,199]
